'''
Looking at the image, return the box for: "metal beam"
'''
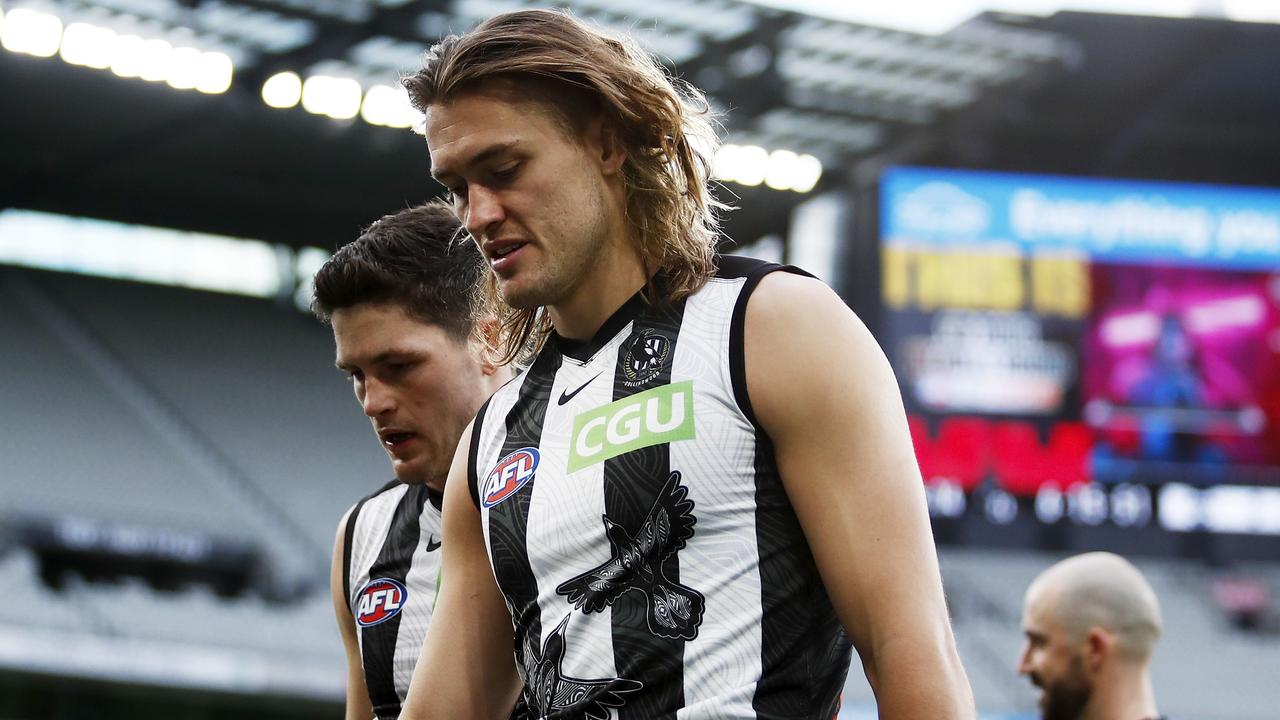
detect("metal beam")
[224,0,454,80]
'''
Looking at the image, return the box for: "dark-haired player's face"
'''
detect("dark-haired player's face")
[332,302,489,490]
[1018,593,1094,720]
[426,84,617,311]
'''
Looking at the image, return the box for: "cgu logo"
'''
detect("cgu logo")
[355,578,408,627]
[568,380,696,473]
[482,447,540,508]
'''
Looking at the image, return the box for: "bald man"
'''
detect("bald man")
[1018,552,1163,720]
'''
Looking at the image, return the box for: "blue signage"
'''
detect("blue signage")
[881,166,1280,270]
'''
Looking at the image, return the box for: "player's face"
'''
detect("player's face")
[426,83,615,311]
[332,302,488,490]
[1018,594,1093,720]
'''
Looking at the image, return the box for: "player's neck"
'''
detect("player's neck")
[1083,667,1157,720]
[548,238,648,342]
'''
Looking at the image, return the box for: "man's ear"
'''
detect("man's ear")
[1083,627,1112,674]
[588,116,627,176]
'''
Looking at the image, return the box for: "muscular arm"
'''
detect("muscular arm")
[332,507,374,720]
[746,272,974,719]
[400,421,524,720]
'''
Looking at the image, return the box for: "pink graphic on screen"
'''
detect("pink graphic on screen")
[1083,265,1280,467]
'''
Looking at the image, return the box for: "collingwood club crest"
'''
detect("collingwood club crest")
[621,329,671,387]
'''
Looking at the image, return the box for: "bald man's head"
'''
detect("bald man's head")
[1026,552,1162,662]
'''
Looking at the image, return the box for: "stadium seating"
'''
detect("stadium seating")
[3,269,1276,718]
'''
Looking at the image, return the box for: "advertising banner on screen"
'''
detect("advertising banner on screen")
[880,167,1280,546]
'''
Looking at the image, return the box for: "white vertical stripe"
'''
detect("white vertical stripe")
[672,277,763,718]
[526,340,626,685]
[391,500,443,701]
[347,485,409,611]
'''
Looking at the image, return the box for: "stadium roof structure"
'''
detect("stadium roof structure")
[1,1,1278,251]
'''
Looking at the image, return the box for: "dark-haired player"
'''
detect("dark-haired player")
[311,202,511,720]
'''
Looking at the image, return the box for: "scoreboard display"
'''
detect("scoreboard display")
[879,167,1280,559]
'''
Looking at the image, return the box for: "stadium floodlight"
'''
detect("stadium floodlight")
[137,38,172,82]
[261,71,302,109]
[110,34,148,78]
[713,144,741,182]
[765,149,800,191]
[195,51,233,94]
[60,22,116,69]
[360,84,417,128]
[716,144,820,192]
[165,46,203,90]
[302,74,362,120]
[790,154,823,193]
[733,145,770,187]
[1,8,63,58]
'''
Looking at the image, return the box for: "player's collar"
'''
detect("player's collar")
[551,272,667,363]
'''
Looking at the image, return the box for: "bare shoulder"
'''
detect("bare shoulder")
[746,269,847,323]
[744,271,893,424]
[335,503,358,545]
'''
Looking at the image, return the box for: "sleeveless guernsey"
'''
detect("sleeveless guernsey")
[468,257,852,719]
[344,481,443,720]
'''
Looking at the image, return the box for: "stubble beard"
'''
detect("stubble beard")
[498,196,612,312]
[1036,656,1093,720]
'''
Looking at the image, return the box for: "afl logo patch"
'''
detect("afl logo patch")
[355,578,408,627]
[622,329,671,387]
[482,447,540,508]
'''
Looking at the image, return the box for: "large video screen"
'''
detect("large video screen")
[879,167,1280,557]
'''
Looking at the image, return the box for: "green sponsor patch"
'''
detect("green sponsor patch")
[568,380,695,472]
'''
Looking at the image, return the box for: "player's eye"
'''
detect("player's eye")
[445,183,467,206]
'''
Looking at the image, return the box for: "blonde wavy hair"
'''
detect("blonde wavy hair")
[403,8,724,364]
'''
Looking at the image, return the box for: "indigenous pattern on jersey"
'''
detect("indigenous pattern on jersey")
[469,257,852,719]
[344,480,443,720]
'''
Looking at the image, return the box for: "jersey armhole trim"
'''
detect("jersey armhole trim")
[729,262,817,429]
[341,496,370,610]
[468,397,493,511]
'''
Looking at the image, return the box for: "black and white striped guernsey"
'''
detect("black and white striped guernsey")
[343,480,443,720]
[468,257,852,719]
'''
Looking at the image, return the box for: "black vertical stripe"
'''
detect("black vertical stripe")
[360,484,429,720]
[749,432,852,717]
[727,264,852,717]
[722,258,814,426]
[486,349,559,697]
[604,297,689,720]
[468,396,494,511]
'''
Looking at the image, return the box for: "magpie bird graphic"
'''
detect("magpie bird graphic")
[522,614,642,719]
[556,471,705,640]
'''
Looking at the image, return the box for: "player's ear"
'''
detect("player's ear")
[587,116,626,176]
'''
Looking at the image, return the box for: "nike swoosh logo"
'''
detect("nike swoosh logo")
[558,372,602,406]
[425,536,441,553]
